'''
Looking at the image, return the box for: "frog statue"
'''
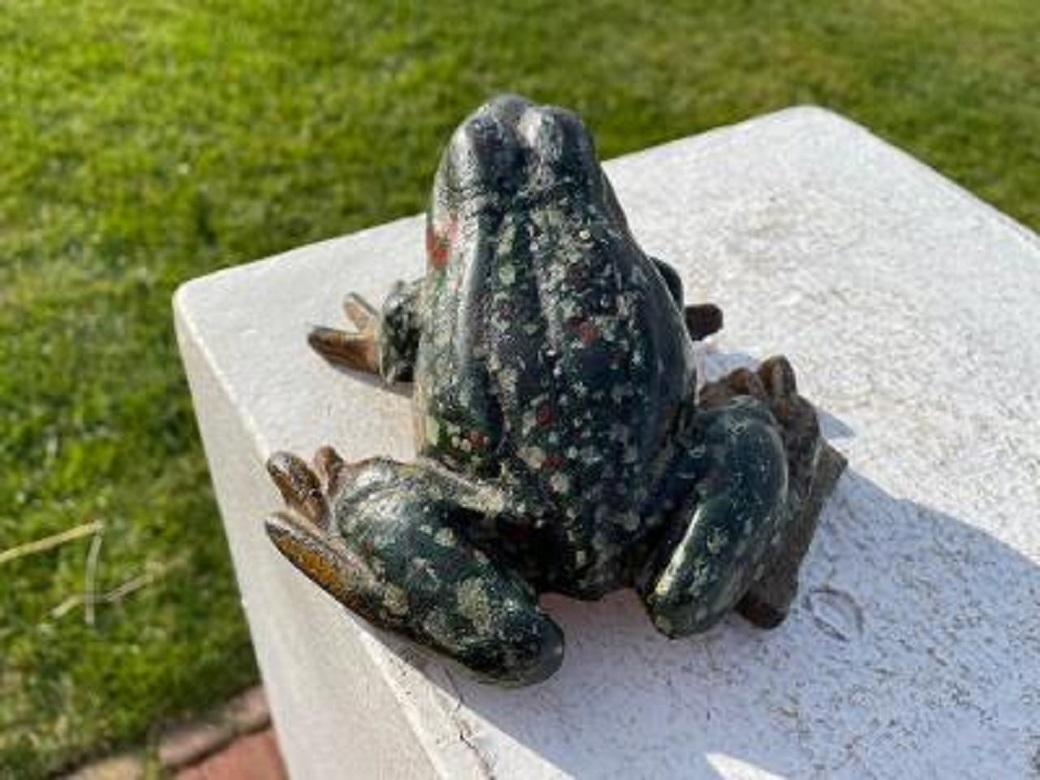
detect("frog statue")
[263,95,846,687]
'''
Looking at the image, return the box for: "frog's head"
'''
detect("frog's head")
[425,94,628,271]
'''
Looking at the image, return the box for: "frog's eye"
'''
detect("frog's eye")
[445,111,522,195]
[518,105,601,195]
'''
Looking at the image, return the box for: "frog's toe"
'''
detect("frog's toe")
[312,444,342,482]
[753,356,821,456]
[305,292,380,374]
[266,451,329,530]
[264,508,386,618]
[701,356,799,411]
[341,292,378,331]
[758,355,797,399]
[699,366,768,409]
[311,445,363,500]
[684,303,724,341]
[725,367,769,401]
[307,324,380,375]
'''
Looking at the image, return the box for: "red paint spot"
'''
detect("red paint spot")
[535,402,553,427]
[578,320,599,346]
[426,217,457,271]
[543,452,564,470]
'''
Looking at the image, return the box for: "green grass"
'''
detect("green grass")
[1,0,1037,774]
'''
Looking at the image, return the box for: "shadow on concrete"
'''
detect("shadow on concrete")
[327,346,1033,775]
[318,361,413,399]
[387,465,1039,778]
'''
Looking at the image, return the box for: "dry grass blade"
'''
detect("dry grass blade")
[84,525,105,626]
[46,554,189,622]
[102,555,188,603]
[49,596,82,620]
[0,521,103,566]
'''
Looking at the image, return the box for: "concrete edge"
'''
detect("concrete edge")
[174,240,517,777]
[171,104,1040,777]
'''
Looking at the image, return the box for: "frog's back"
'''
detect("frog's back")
[414,96,696,588]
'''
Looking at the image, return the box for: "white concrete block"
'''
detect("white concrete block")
[174,106,1040,779]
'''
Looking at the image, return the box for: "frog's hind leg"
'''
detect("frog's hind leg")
[642,357,847,637]
[637,397,788,637]
[264,448,564,687]
[308,278,422,384]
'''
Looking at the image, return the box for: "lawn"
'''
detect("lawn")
[1,0,1037,774]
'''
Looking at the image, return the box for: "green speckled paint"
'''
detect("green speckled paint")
[266,96,844,686]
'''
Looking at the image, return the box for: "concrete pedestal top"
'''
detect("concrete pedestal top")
[175,106,1040,779]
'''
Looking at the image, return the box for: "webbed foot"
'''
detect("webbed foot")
[735,356,847,628]
[308,280,422,384]
[265,447,379,613]
[264,449,564,686]
[307,293,381,376]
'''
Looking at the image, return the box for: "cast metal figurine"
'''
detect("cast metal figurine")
[263,95,846,687]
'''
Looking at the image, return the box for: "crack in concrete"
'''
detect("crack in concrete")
[442,668,495,779]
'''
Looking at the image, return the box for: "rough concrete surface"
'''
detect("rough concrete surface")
[176,107,1040,779]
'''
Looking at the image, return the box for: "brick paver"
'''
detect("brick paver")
[175,728,285,780]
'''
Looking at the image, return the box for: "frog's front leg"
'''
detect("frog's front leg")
[638,396,788,637]
[308,278,422,384]
[650,257,723,341]
[264,447,564,686]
